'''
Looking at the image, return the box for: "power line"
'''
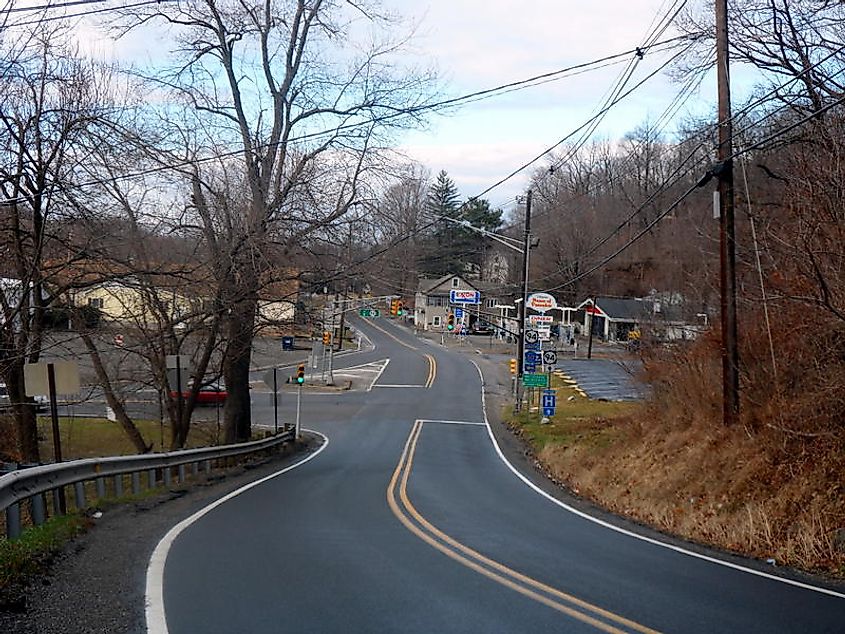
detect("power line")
[8,0,176,27]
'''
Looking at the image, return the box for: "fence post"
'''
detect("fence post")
[114,474,123,498]
[96,477,106,500]
[6,502,21,539]
[132,471,141,495]
[74,482,85,510]
[32,494,47,526]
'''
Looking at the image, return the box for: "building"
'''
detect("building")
[576,295,699,342]
[414,274,504,332]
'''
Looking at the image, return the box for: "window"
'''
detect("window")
[486,299,496,308]
[452,277,459,287]
[88,297,104,309]
[433,315,441,326]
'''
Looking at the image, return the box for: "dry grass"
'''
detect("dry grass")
[506,337,845,576]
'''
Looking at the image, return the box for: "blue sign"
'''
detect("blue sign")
[449,289,481,304]
[524,363,537,372]
[542,393,556,409]
[543,406,555,417]
[524,351,539,363]
[281,336,294,351]
[525,341,541,351]
[455,307,464,318]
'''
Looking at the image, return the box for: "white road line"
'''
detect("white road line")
[144,431,330,634]
[373,384,427,388]
[420,419,487,427]
[469,360,845,600]
[367,358,390,392]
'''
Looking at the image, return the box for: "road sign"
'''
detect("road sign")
[542,350,557,365]
[282,336,294,350]
[450,289,480,304]
[525,340,541,351]
[543,407,555,417]
[524,329,539,344]
[455,307,463,318]
[359,308,381,318]
[262,368,284,392]
[524,350,539,362]
[24,361,80,397]
[522,373,548,387]
[542,393,556,409]
[526,292,558,313]
[537,326,551,340]
[528,315,553,324]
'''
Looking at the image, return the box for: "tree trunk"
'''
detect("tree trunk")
[79,333,152,454]
[6,362,40,463]
[222,298,256,444]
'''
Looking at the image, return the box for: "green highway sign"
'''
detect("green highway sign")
[522,373,548,388]
[359,308,381,318]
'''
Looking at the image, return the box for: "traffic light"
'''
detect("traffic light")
[322,331,330,345]
[390,299,399,316]
[509,358,517,375]
[296,363,305,385]
[447,313,455,331]
[396,300,404,316]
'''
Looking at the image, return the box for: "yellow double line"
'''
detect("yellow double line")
[387,421,660,634]
[365,320,436,388]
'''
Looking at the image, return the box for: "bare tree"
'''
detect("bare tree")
[111,0,436,442]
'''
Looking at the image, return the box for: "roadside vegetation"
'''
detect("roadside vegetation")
[0,514,90,609]
[507,362,845,577]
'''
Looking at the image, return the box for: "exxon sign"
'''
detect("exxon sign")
[450,289,481,304]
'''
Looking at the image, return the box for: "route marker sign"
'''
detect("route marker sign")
[524,329,539,344]
[359,308,381,318]
[522,373,548,388]
[542,350,557,366]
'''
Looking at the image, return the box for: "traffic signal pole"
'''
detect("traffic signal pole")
[515,190,532,413]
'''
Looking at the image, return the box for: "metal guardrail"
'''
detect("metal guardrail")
[0,430,295,540]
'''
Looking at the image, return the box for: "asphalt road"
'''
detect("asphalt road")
[151,316,845,633]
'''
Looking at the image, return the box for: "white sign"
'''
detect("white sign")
[524,329,539,344]
[537,325,552,340]
[527,293,557,313]
[528,315,553,324]
[24,361,80,397]
[449,289,481,304]
[542,350,558,365]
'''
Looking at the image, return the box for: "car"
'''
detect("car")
[169,381,228,405]
[468,324,495,336]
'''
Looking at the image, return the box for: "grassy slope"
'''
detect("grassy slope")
[506,379,845,576]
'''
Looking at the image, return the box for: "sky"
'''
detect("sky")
[387,0,721,213]
[17,0,753,216]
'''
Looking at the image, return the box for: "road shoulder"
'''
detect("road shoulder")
[0,436,323,634]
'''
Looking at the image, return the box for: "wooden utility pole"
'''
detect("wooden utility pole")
[515,190,532,412]
[716,0,740,425]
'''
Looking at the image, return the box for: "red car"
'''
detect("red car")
[169,382,228,405]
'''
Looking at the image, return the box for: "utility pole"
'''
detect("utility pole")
[716,0,740,426]
[515,190,532,412]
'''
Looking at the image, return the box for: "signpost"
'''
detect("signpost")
[24,360,80,514]
[262,368,284,433]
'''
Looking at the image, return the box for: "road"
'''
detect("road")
[149,316,845,633]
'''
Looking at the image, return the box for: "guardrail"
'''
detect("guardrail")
[0,430,295,540]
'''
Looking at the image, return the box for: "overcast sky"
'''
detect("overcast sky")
[390,0,720,212]
[58,0,739,213]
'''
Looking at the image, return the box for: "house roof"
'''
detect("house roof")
[417,274,479,294]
